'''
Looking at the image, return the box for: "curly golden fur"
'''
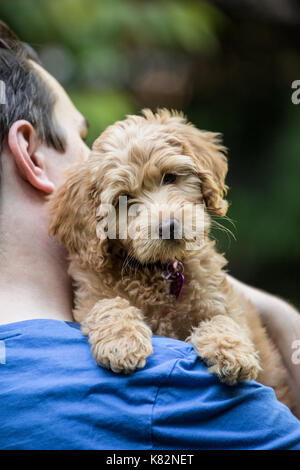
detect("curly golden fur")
[48,109,292,410]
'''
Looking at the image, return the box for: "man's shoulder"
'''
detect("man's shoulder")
[0,318,299,450]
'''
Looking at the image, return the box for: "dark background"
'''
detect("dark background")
[1,0,299,307]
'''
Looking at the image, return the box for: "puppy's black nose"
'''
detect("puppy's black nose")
[159,218,178,240]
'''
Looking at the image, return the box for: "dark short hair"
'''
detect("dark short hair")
[0,21,66,156]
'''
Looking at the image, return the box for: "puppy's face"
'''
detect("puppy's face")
[96,128,209,265]
[49,109,228,267]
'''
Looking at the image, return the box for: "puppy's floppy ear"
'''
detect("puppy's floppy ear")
[184,127,228,217]
[48,161,97,255]
[150,109,228,217]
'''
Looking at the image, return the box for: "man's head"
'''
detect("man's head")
[0,22,89,323]
[0,21,89,200]
[0,21,65,158]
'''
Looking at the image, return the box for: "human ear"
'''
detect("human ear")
[8,120,55,194]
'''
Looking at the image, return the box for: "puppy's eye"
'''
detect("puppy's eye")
[163,174,177,185]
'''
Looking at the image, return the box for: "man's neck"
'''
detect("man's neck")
[0,203,74,326]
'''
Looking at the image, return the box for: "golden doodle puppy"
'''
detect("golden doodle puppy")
[49,109,291,409]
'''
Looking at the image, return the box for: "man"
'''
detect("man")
[0,22,299,450]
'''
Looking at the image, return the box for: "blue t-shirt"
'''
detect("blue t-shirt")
[0,319,299,450]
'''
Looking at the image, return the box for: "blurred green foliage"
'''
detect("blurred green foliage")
[69,90,136,146]
[0,0,299,306]
[0,0,225,144]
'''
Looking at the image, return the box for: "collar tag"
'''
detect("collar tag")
[161,260,184,299]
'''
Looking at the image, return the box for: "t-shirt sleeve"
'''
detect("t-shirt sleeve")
[151,350,300,450]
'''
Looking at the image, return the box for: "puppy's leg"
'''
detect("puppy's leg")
[81,296,153,373]
[188,315,261,384]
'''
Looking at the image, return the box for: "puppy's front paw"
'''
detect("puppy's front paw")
[91,326,153,374]
[81,297,153,373]
[188,315,261,385]
[205,350,260,385]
